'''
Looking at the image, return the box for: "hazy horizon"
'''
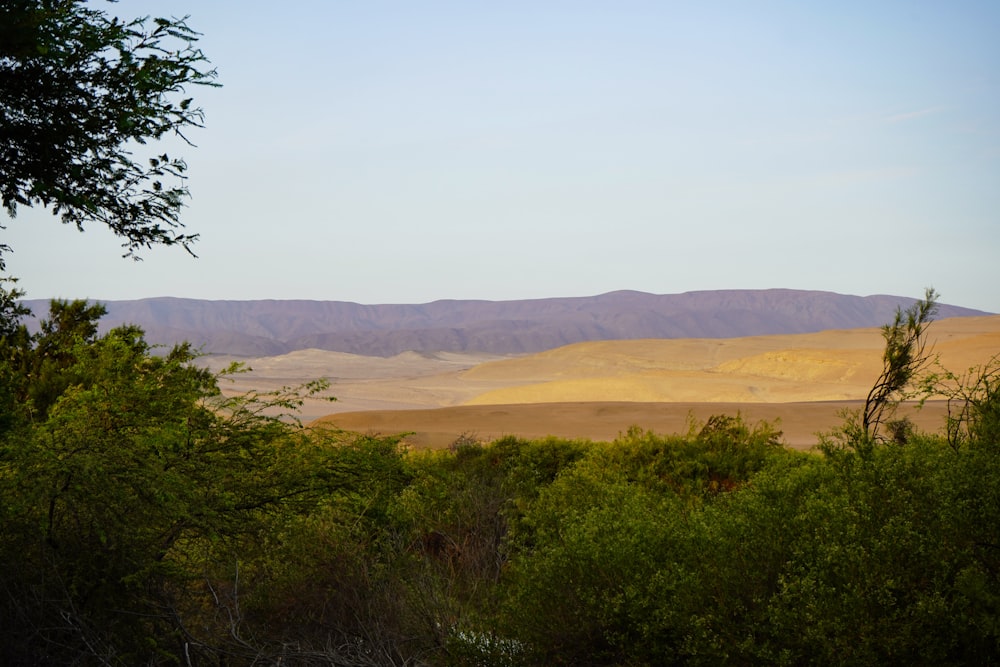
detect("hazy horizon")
[15,286,998,313]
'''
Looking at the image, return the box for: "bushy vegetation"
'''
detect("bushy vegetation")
[2,287,998,665]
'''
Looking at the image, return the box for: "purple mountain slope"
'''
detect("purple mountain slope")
[21,289,993,357]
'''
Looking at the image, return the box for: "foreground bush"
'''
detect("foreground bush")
[2,291,998,664]
[0,299,408,664]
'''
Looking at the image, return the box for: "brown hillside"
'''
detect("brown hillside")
[320,400,953,450]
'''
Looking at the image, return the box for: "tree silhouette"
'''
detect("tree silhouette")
[0,1,217,267]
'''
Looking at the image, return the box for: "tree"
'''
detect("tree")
[0,277,32,431]
[920,355,1000,450]
[0,294,110,427]
[0,312,354,664]
[0,276,31,339]
[0,0,218,267]
[862,288,939,443]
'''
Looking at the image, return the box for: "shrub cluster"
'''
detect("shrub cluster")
[1,293,998,665]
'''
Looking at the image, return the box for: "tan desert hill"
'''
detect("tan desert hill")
[460,315,1000,405]
[205,316,1000,449]
[199,349,513,416]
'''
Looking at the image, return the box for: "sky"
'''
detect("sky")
[6,1,1000,311]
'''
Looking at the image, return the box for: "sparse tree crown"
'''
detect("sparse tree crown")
[0,0,218,268]
[862,287,939,442]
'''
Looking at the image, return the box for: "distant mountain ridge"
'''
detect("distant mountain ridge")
[20,289,992,357]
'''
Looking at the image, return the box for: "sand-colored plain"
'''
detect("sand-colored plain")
[202,315,999,449]
[319,400,952,450]
[199,349,514,418]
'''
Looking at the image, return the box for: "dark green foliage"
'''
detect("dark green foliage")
[0,277,31,431]
[494,421,1000,665]
[386,435,590,662]
[18,298,110,420]
[0,276,30,339]
[0,302,386,664]
[501,460,688,665]
[697,438,998,665]
[201,432,417,664]
[497,416,796,666]
[611,414,785,497]
[1,0,218,265]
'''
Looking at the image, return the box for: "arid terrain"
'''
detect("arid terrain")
[199,314,1000,450]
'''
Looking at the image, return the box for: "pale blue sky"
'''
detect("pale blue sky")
[6,1,999,310]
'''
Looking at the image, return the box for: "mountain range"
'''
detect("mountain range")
[21,289,992,357]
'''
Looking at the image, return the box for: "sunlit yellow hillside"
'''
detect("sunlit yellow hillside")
[462,316,1000,405]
